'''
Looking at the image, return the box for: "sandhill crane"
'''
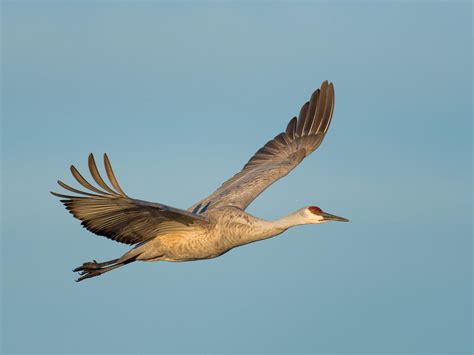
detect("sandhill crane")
[52,81,348,282]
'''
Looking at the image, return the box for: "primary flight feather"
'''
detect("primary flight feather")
[51,80,348,282]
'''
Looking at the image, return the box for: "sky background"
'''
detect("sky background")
[1,1,472,354]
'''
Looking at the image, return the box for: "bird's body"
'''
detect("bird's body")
[136,207,280,262]
[52,81,349,281]
[135,206,306,262]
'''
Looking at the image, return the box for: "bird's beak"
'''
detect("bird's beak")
[321,211,349,222]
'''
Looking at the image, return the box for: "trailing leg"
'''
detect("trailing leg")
[73,256,136,282]
[73,258,119,272]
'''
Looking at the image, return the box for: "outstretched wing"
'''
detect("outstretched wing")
[190,80,335,213]
[52,153,209,245]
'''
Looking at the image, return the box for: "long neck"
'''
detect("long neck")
[234,210,307,246]
[269,211,309,232]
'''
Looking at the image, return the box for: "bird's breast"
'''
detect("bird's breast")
[148,230,228,261]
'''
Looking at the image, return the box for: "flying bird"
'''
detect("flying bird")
[51,80,348,282]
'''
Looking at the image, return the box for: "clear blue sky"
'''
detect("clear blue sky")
[1,1,472,354]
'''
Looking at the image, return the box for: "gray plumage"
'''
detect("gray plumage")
[190,80,334,211]
[51,81,348,282]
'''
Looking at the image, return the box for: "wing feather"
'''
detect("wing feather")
[285,116,297,139]
[190,81,335,212]
[52,154,209,245]
[70,165,111,196]
[88,153,120,196]
[296,101,310,136]
[104,153,128,197]
[57,179,105,198]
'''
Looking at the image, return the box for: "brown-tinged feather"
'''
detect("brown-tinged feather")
[304,89,320,135]
[53,154,209,245]
[70,165,109,195]
[50,191,88,199]
[88,153,120,196]
[295,101,309,137]
[189,81,335,212]
[57,180,106,198]
[103,154,128,197]
[315,81,333,134]
[310,80,328,134]
[285,117,297,139]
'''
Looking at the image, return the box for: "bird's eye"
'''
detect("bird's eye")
[308,206,322,214]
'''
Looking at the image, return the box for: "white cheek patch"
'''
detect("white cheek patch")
[306,210,325,223]
[315,215,325,223]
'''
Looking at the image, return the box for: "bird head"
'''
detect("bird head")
[303,205,349,224]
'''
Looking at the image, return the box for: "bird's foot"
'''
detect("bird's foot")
[75,269,103,282]
[72,258,121,282]
[73,260,101,272]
